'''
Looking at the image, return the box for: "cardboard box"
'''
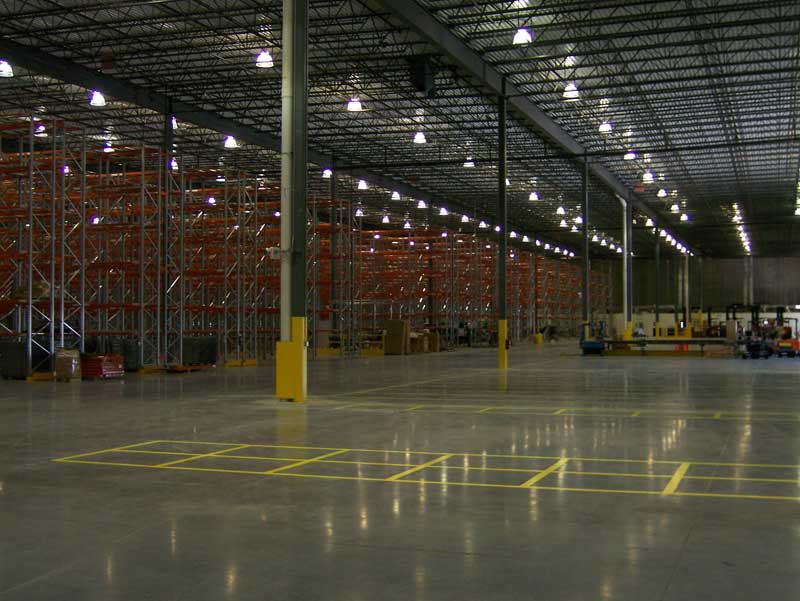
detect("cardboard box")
[54,349,81,382]
[409,333,429,353]
[384,320,410,355]
[426,331,440,352]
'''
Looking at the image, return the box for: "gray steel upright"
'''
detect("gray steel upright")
[581,155,590,323]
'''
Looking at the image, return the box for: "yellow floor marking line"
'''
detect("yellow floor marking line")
[52,440,166,462]
[561,469,672,479]
[713,412,722,419]
[156,444,252,468]
[386,453,454,481]
[552,408,568,415]
[662,462,691,495]
[684,474,800,484]
[631,411,642,417]
[264,449,350,475]
[521,458,569,487]
[404,405,425,412]
[478,407,494,413]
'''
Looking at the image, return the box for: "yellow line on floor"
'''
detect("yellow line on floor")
[52,440,164,461]
[263,449,350,474]
[713,412,722,419]
[662,462,691,495]
[631,411,642,417]
[156,444,252,468]
[478,407,494,413]
[521,457,568,487]
[386,453,454,481]
[675,491,800,502]
[552,408,568,415]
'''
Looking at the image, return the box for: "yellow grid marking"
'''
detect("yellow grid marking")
[713,412,722,419]
[404,405,425,412]
[663,462,691,495]
[156,444,252,468]
[386,453,454,481]
[521,458,569,487]
[631,411,642,417]
[552,408,568,415]
[264,449,350,474]
[52,441,800,503]
[478,407,494,413]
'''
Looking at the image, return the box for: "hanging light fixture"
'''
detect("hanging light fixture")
[680,213,689,222]
[479,221,488,229]
[391,191,400,200]
[623,150,636,161]
[574,216,583,224]
[34,124,47,138]
[358,179,368,190]
[657,188,667,198]
[255,50,274,68]
[562,82,580,101]
[529,191,539,201]
[0,60,13,78]
[463,156,475,168]
[570,225,578,232]
[556,206,565,215]
[642,170,654,184]
[598,121,612,133]
[355,207,364,217]
[170,158,178,171]
[171,116,178,130]
[382,215,390,224]
[512,27,533,45]
[89,90,106,107]
[592,234,599,242]
[645,218,654,227]
[555,246,561,254]
[413,131,427,144]
[404,220,411,229]
[563,248,569,256]
[347,97,363,112]
[536,239,542,246]
[417,199,427,209]
[670,203,679,213]
[495,225,501,232]
[509,231,517,238]
[600,239,607,247]
[322,168,333,178]
[224,135,238,149]
[559,219,568,228]
[207,196,217,206]
[461,214,469,223]
[103,140,114,153]
[609,243,616,250]
[522,235,529,243]
[439,207,448,216]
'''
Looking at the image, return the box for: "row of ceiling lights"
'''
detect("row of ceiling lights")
[731,204,750,255]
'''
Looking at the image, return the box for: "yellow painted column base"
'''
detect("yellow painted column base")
[275,316,307,402]
[498,319,508,370]
[622,321,634,341]
[654,322,661,338]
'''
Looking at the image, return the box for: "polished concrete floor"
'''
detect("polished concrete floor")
[1,342,800,600]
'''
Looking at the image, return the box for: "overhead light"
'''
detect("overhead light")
[441,232,448,238]
[417,199,427,209]
[347,97,363,112]
[670,203,679,213]
[103,141,114,153]
[207,196,216,206]
[657,188,667,198]
[89,90,106,107]
[90,216,100,225]
[461,214,469,223]
[555,246,561,254]
[382,215,390,224]
[569,251,575,257]
[510,231,517,238]
[413,131,427,144]
[224,135,237,149]
[564,55,576,67]
[617,247,623,254]
[556,206,565,215]
[171,116,178,130]
[660,229,667,238]
[680,213,689,222]
[505,178,511,186]
[374,234,380,239]
[62,165,70,175]
[463,156,475,168]
[559,219,567,228]
[274,211,281,217]
[600,239,607,247]
[570,225,578,232]
[609,243,616,250]
[512,27,533,45]
[598,121,612,133]
[592,234,599,242]
[355,207,364,217]
[544,243,551,250]
[563,248,569,256]
[170,158,178,171]
[439,207,448,216]
[529,191,539,201]
[255,50,274,68]
[34,124,47,138]
[574,216,583,224]
[645,218,654,227]
[495,225,501,232]
[322,168,333,179]
[404,220,411,229]
[642,170,654,184]
[479,221,488,229]
[535,239,541,246]
[0,60,13,78]
[623,150,636,161]
[522,235,529,242]
[795,207,800,216]
[563,82,580,101]
[358,179,368,190]
[671,239,677,247]
[391,191,401,200]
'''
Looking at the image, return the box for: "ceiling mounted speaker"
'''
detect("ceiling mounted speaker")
[409,57,437,98]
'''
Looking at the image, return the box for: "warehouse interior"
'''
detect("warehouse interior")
[1,1,800,599]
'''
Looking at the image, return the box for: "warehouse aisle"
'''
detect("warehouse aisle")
[1,344,799,600]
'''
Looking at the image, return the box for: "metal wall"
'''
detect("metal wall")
[600,256,800,312]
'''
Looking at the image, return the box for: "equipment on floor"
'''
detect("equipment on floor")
[579,322,606,355]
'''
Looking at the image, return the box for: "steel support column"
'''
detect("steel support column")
[581,156,590,327]
[497,80,508,370]
[654,226,661,336]
[276,0,308,401]
[622,199,633,339]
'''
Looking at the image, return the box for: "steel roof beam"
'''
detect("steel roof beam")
[373,0,664,222]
